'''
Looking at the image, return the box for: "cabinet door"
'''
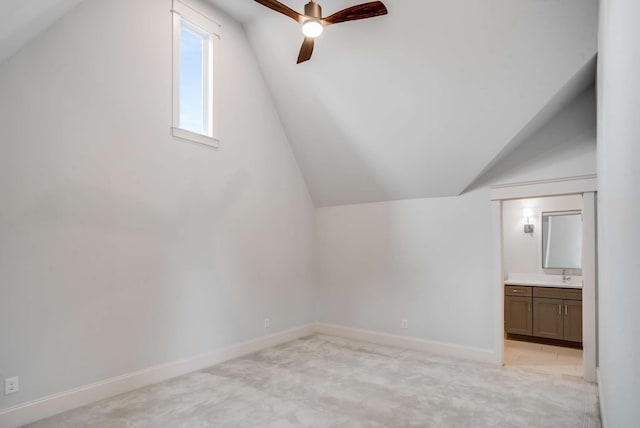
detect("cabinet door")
[532,298,563,340]
[563,300,583,342]
[505,296,532,335]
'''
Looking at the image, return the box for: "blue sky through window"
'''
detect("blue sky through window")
[180,24,205,135]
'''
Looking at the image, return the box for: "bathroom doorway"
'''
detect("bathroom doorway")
[490,176,597,382]
[502,195,584,378]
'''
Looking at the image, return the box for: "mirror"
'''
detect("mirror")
[542,211,583,269]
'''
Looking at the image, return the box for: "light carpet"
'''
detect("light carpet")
[27,334,600,427]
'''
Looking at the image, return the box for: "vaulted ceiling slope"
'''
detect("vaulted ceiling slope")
[211,0,598,206]
[0,1,597,207]
[0,0,84,65]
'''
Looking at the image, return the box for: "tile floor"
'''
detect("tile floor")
[504,339,583,378]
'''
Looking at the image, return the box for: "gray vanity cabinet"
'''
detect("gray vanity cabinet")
[533,287,583,343]
[505,286,532,336]
[505,285,583,344]
[563,300,583,342]
[532,298,564,340]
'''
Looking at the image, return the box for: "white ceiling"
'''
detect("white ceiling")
[210,0,598,206]
[0,0,598,207]
[0,0,84,65]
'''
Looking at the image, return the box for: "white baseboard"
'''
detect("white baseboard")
[0,324,315,428]
[0,322,499,427]
[314,323,499,365]
[597,368,607,428]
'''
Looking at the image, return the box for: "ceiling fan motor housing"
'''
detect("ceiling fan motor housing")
[305,1,322,19]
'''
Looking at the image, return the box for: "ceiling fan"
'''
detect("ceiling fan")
[254,0,388,63]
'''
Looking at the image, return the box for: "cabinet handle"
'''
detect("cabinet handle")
[558,304,562,315]
[565,305,568,316]
[528,303,531,313]
[511,289,524,293]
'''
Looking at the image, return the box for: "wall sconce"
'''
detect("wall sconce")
[523,208,534,234]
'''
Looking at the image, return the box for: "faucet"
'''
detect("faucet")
[562,269,571,282]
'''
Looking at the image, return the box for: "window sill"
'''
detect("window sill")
[172,127,219,149]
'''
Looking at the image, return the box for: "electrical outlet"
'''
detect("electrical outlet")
[5,376,19,395]
[401,319,408,329]
[264,318,270,329]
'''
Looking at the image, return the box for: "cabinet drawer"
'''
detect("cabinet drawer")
[505,285,532,297]
[533,287,582,301]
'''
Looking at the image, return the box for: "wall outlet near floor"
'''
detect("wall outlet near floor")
[401,319,408,329]
[4,376,19,395]
[264,318,270,329]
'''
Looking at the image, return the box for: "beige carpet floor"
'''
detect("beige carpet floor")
[27,334,600,427]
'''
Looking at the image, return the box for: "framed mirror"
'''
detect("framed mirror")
[541,211,583,269]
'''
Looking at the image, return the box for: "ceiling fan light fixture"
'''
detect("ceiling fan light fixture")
[254,0,388,63]
[302,20,323,38]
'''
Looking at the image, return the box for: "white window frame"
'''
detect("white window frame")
[171,0,221,148]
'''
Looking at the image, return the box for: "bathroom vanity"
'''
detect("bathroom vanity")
[502,208,584,348]
[504,282,582,346]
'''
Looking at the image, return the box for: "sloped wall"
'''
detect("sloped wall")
[0,0,315,410]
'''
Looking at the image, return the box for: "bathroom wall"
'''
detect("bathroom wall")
[502,195,583,277]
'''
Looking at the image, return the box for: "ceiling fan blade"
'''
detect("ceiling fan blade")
[254,0,304,23]
[297,37,315,64]
[321,1,388,26]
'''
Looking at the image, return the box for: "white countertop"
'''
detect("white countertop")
[504,273,583,289]
[504,280,582,289]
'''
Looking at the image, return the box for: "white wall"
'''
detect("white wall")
[315,86,596,354]
[474,86,596,188]
[0,0,315,411]
[597,0,640,426]
[502,195,583,277]
[316,188,495,348]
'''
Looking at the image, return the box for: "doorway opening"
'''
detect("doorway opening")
[502,195,584,378]
[490,175,597,382]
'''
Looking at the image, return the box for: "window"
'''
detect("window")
[172,0,220,147]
